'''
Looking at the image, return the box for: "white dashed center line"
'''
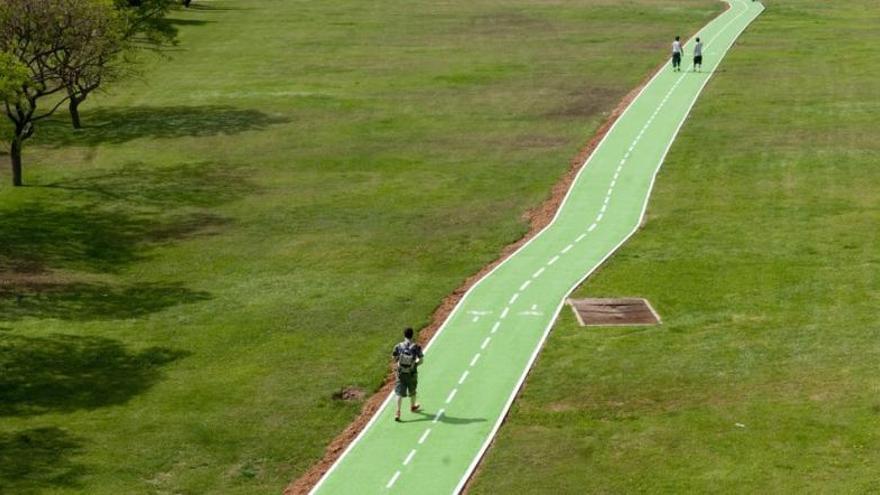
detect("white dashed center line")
[387,471,401,488]
[378,7,760,488]
[470,354,481,367]
[418,428,431,444]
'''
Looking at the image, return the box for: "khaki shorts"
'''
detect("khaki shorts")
[395,372,418,397]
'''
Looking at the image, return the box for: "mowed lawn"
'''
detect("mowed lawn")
[470,1,880,493]
[0,0,721,493]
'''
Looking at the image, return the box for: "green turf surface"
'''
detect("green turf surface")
[0,1,722,493]
[312,2,763,493]
[469,1,880,493]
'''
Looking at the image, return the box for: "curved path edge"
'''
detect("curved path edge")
[286,40,666,495]
[293,1,764,493]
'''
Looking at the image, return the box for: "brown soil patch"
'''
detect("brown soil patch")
[568,297,661,326]
[331,387,366,402]
[0,271,98,292]
[0,259,49,276]
[544,87,621,119]
[468,12,553,35]
[146,212,231,242]
[508,134,572,150]
[0,272,62,288]
[547,402,575,413]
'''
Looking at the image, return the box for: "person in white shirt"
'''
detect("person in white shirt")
[672,36,683,72]
[693,37,704,72]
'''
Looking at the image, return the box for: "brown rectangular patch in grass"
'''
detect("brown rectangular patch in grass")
[567,298,660,326]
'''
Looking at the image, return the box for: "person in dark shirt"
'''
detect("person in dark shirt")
[392,327,424,422]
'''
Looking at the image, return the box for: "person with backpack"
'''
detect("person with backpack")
[392,327,424,422]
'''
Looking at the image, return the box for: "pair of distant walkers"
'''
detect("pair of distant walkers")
[392,327,423,422]
[671,35,704,72]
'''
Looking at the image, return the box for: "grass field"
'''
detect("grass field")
[0,0,721,493]
[469,1,880,493]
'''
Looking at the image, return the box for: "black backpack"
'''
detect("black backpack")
[397,342,418,373]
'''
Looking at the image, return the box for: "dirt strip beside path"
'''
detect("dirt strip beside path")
[284,71,656,495]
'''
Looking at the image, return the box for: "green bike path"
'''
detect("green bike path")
[311,1,764,493]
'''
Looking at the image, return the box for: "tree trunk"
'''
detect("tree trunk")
[69,96,82,129]
[10,138,23,187]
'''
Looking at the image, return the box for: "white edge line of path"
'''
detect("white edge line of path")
[305,17,670,491]
[452,1,762,493]
[308,1,760,492]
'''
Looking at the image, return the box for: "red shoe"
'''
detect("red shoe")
[410,404,421,412]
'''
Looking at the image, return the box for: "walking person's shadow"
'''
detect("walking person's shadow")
[400,410,487,425]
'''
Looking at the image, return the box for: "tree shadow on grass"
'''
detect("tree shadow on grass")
[1,161,252,274]
[33,105,288,147]
[0,205,153,274]
[166,18,215,27]
[40,160,256,209]
[0,427,84,494]
[0,333,188,417]
[0,203,229,274]
[0,281,210,321]
[183,3,246,11]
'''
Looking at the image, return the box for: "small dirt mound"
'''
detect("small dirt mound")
[332,387,366,402]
